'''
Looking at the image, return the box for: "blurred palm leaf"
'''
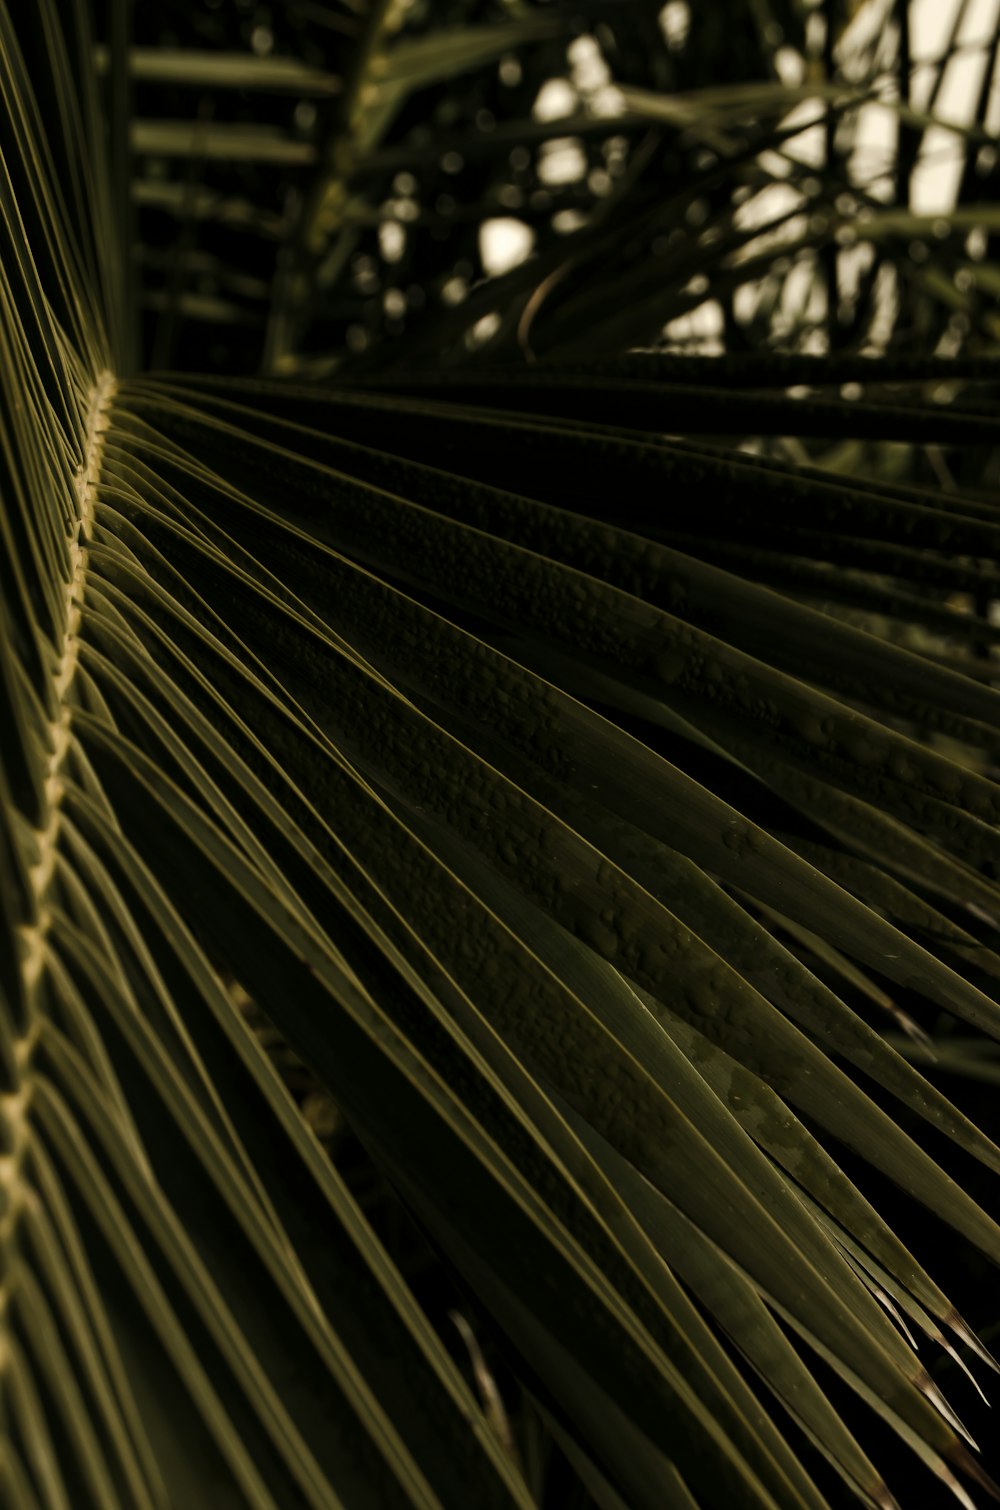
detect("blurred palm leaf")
[5,2,1000,1508]
[113,0,1000,375]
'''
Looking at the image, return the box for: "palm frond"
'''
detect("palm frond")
[4,3,1000,1508]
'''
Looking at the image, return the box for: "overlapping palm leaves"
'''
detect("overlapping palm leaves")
[122,0,1000,376]
[5,1,1000,1507]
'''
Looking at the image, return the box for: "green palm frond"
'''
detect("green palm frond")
[4,2,1000,1508]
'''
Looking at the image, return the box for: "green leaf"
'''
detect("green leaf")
[6,3,1000,1507]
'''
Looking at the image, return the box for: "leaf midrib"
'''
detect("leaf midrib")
[20,370,115,993]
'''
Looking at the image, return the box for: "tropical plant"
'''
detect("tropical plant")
[3,2,1000,1508]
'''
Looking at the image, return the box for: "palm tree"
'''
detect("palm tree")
[3,2,1000,1506]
